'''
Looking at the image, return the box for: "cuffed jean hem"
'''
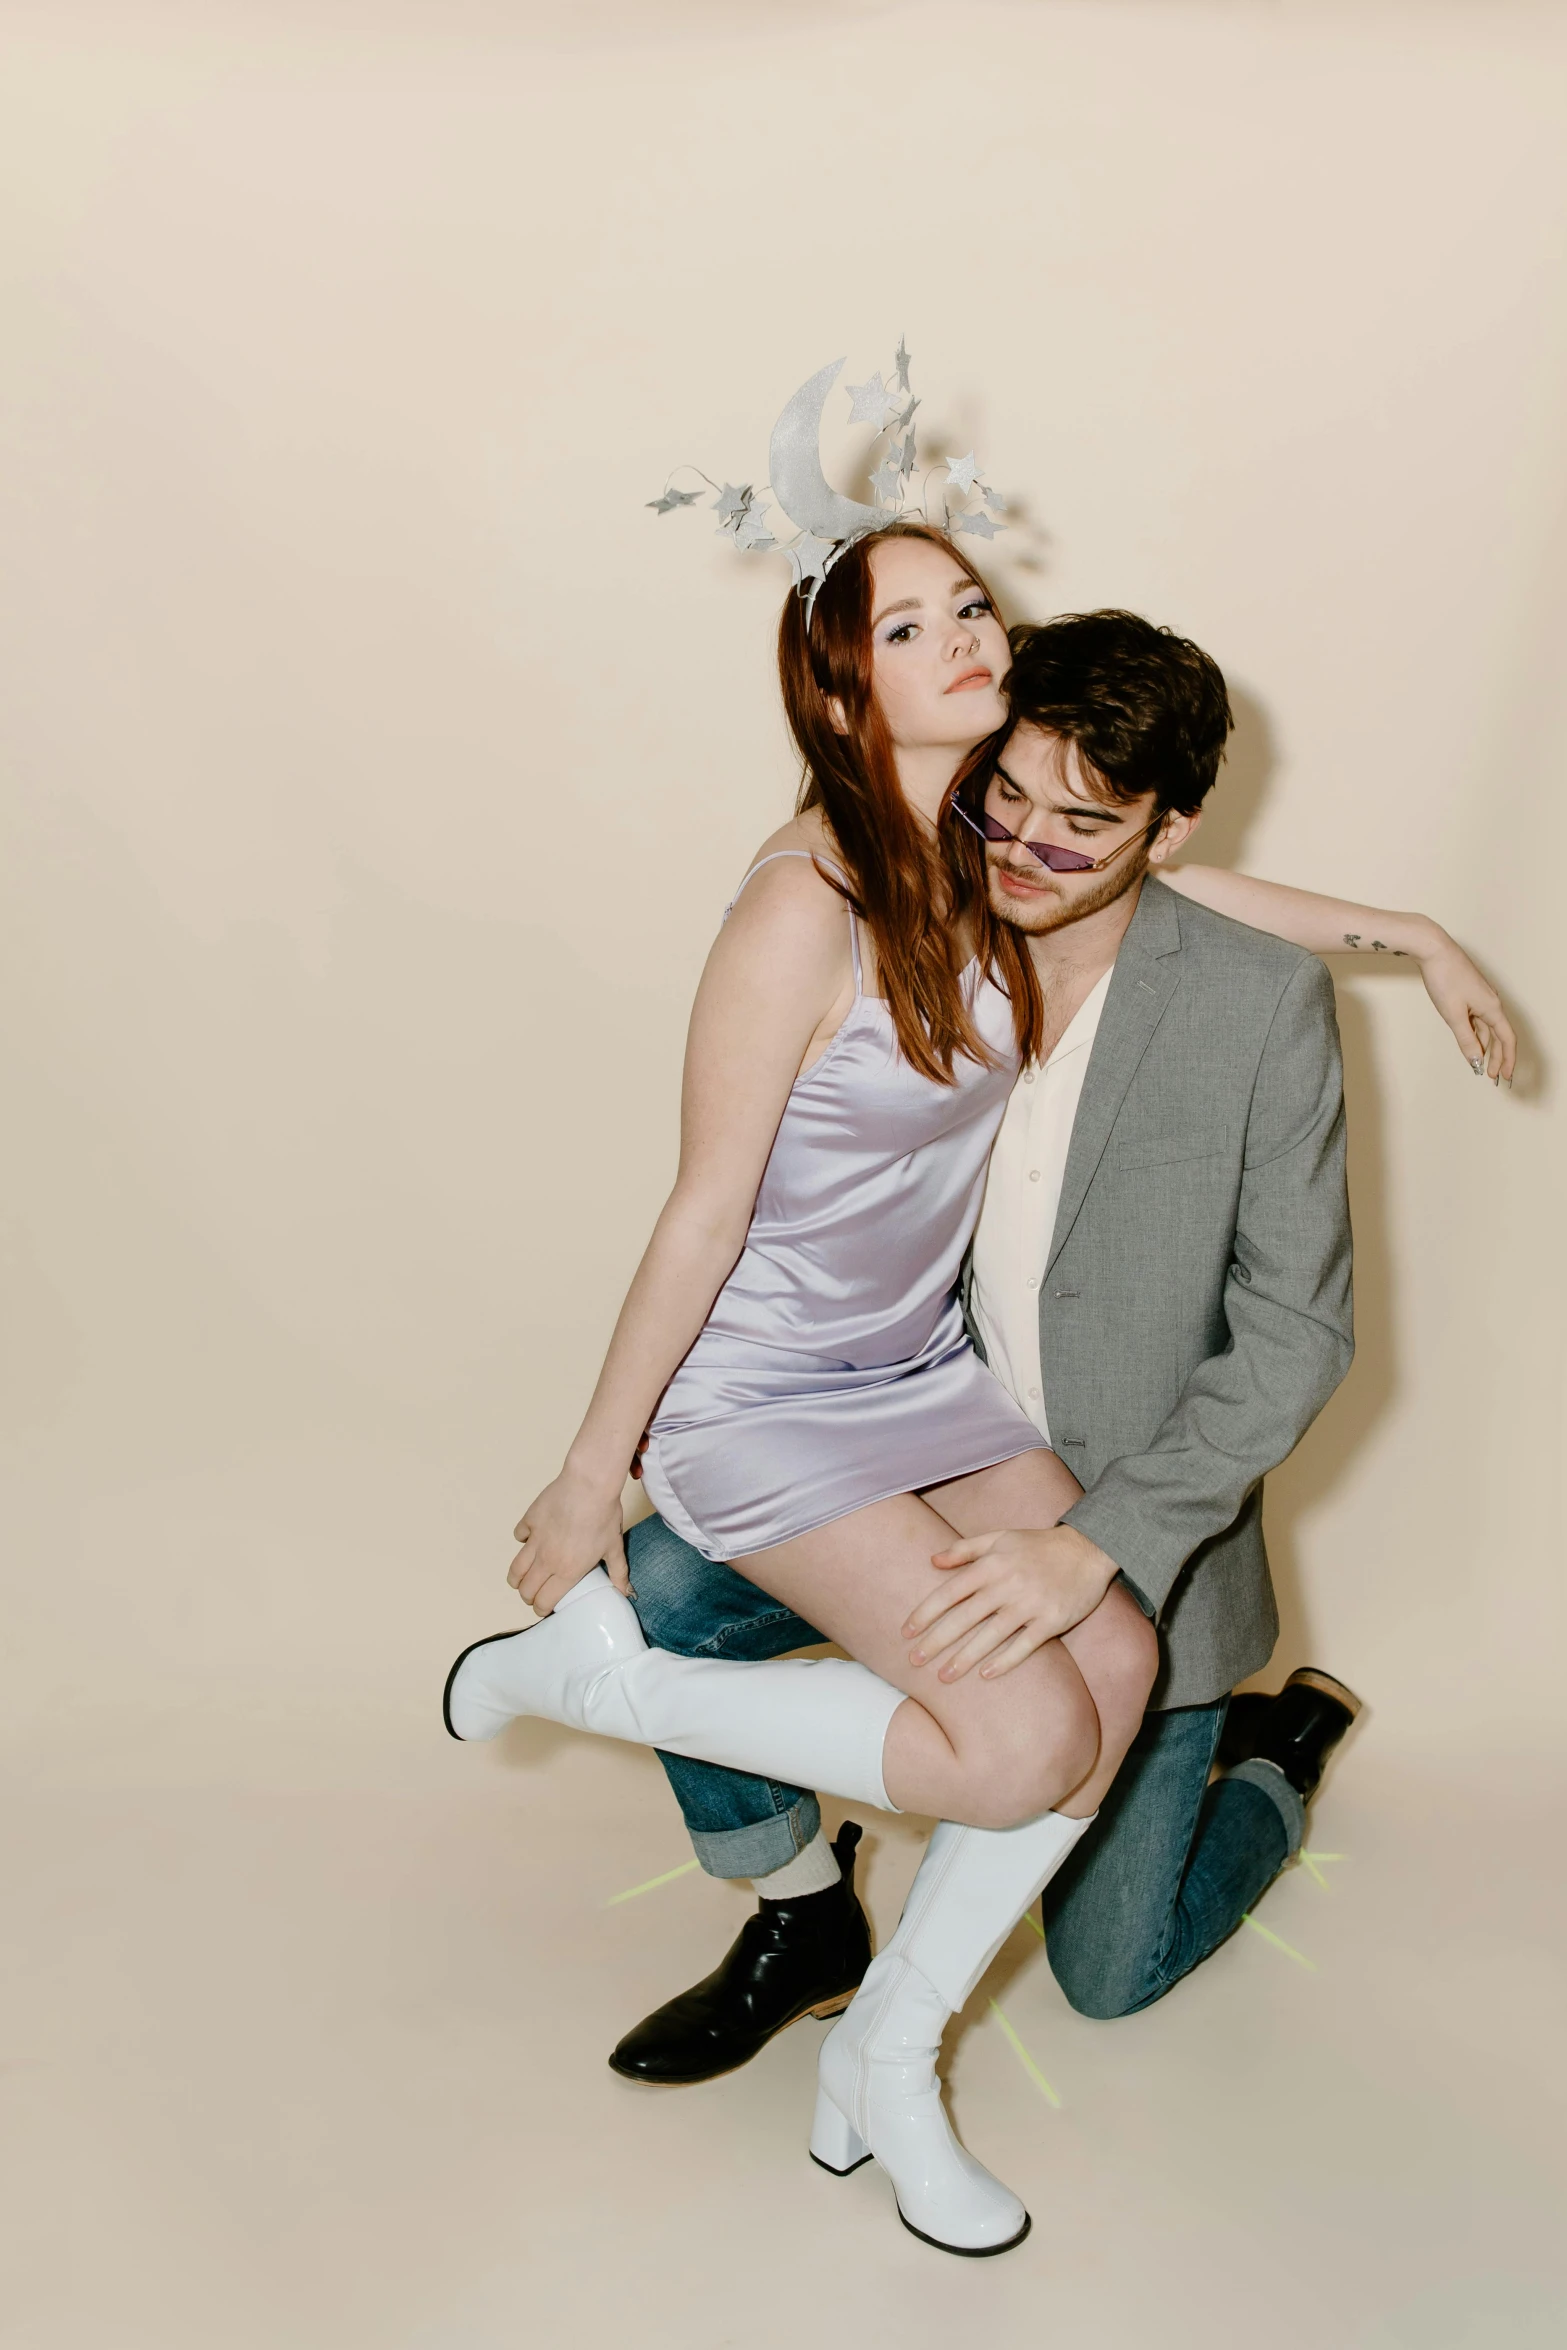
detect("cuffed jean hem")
[1226,1756,1306,1857]
[685,1794,823,1880]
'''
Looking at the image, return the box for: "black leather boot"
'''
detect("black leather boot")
[1218,1667,1362,1801]
[608,1821,873,2085]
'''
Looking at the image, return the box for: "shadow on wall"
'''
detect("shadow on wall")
[1259,983,1395,1678]
[1197,682,1274,872]
[1184,683,1547,1686]
[1192,686,1397,1686]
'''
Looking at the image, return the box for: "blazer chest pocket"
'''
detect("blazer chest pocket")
[1104,1125,1233,1170]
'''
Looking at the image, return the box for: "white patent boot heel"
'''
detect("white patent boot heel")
[808,2088,871,2176]
[808,1811,1095,2256]
[813,1950,1027,2254]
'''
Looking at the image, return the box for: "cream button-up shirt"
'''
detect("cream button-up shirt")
[969,968,1113,1444]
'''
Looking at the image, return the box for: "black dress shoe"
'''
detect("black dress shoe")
[1216,1690,1271,1768]
[608,1822,872,2086]
[1218,1667,1362,1801]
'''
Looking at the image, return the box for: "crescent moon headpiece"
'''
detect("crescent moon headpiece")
[648,343,1007,618]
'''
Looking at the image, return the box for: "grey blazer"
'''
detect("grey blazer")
[964,878,1354,1709]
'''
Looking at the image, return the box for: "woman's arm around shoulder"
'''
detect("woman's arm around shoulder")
[507,848,853,1615]
[1160,863,1516,1082]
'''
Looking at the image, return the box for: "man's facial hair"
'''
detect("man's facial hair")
[987,843,1151,935]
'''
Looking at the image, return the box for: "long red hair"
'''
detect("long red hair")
[777,524,1043,1082]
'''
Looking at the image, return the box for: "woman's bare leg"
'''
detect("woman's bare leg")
[923,1450,1159,1815]
[733,1488,1101,1828]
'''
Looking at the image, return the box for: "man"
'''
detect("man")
[611,609,1361,2084]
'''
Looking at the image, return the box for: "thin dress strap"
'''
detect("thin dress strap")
[724,850,862,997]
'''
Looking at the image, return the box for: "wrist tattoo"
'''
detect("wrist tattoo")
[1342,933,1408,956]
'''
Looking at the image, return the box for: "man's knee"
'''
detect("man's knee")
[624,1515,722,1655]
[1048,1931,1160,2021]
[1054,1965,1153,2023]
[626,1514,824,1661]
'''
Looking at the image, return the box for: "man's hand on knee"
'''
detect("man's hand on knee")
[905,1525,1119,1680]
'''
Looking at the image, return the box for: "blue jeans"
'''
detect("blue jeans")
[625,1512,1304,2019]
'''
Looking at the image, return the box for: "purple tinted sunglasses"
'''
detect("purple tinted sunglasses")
[949,779,1158,875]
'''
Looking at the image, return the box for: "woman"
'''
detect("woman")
[445,523,1512,2255]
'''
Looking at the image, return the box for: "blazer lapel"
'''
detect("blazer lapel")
[1045,880,1184,1278]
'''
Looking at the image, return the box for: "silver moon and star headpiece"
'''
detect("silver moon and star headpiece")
[648,344,1007,617]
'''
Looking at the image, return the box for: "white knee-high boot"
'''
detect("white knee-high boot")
[810,1809,1094,2256]
[443,1566,902,1812]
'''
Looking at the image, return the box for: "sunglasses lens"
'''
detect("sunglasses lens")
[1032,842,1096,873]
[956,805,1017,846]
[956,803,1100,873]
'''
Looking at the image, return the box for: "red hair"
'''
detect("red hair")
[776,524,1043,1082]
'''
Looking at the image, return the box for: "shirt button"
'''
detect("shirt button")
[1026,1276,1038,1289]
[1028,1385,1041,1399]
[1022,1069,1036,1085]
[1028,1169,1042,1183]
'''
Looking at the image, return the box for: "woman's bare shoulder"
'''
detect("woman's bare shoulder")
[721,814,849,963]
[730,812,841,904]
[742,806,834,863]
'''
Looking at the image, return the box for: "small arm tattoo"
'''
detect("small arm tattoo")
[1342,932,1408,956]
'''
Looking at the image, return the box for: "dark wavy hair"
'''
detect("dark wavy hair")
[775,524,1044,1083]
[999,610,1233,818]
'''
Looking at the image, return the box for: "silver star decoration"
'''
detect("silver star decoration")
[945,451,980,495]
[894,337,912,392]
[713,482,752,522]
[870,455,903,505]
[788,532,837,590]
[898,435,918,480]
[734,499,776,551]
[896,396,920,433]
[952,508,1003,539]
[648,486,703,515]
[846,372,900,427]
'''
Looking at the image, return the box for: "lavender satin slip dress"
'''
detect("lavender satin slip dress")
[637,852,1048,1563]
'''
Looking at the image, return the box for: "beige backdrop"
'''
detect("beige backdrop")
[3,6,1565,2346]
[3,0,1560,1764]
[6,0,1559,1776]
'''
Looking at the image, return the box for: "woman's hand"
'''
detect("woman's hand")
[903,1524,1118,1680]
[507,1468,631,1616]
[1416,926,1516,1083]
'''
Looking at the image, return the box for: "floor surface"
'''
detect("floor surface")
[5,1710,1564,2349]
